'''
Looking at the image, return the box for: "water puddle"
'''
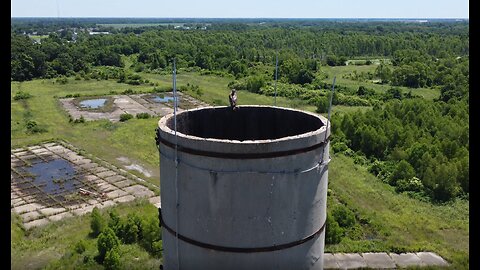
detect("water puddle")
[152,96,174,103]
[79,98,107,109]
[25,159,77,194]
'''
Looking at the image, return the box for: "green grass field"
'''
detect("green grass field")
[11,71,466,268]
[320,65,440,100]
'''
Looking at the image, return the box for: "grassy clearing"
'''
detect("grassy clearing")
[327,153,469,269]
[320,65,440,100]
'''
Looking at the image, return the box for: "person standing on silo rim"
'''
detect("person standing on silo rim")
[229,89,238,110]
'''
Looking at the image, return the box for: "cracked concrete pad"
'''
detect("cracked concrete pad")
[12,203,43,214]
[323,253,340,269]
[390,253,425,268]
[98,183,118,193]
[106,189,129,199]
[124,185,155,198]
[98,200,116,209]
[113,179,134,188]
[334,253,367,269]
[11,198,26,207]
[39,207,66,216]
[20,211,43,223]
[97,170,116,178]
[114,195,136,203]
[105,175,126,184]
[72,205,95,216]
[92,166,109,173]
[362,252,396,269]
[24,218,49,230]
[416,252,449,266]
[48,211,74,222]
[84,174,100,182]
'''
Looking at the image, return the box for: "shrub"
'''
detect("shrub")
[388,160,415,186]
[396,176,424,192]
[56,76,68,84]
[246,75,266,93]
[325,216,343,244]
[73,115,86,124]
[141,217,162,253]
[103,247,121,270]
[122,89,135,95]
[97,227,120,262]
[136,113,151,119]
[90,207,105,237]
[315,96,329,113]
[119,113,133,122]
[152,240,163,258]
[74,240,87,254]
[122,218,139,244]
[26,120,46,134]
[13,91,32,100]
[332,205,356,228]
[332,142,349,153]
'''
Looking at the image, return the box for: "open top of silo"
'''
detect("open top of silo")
[158,105,330,155]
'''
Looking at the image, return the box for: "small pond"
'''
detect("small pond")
[79,98,107,109]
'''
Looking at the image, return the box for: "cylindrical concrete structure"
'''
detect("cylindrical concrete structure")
[157,105,330,270]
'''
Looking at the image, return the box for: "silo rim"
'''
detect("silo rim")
[158,105,330,154]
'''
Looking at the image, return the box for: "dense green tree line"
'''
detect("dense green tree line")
[11,21,468,82]
[332,97,468,202]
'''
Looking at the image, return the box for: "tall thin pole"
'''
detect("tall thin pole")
[274,52,278,106]
[327,76,336,127]
[320,76,336,165]
[172,58,180,270]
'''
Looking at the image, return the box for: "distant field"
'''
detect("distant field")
[97,23,183,29]
[321,65,440,100]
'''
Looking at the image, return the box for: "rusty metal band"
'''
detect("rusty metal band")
[157,136,329,159]
[159,209,326,253]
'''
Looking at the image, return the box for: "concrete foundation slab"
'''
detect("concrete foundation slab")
[106,189,129,199]
[113,195,136,203]
[39,207,66,216]
[97,170,116,178]
[11,198,26,207]
[334,253,367,269]
[24,218,49,229]
[323,253,340,269]
[12,141,157,229]
[72,205,95,216]
[362,252,396,269]
[48,211,74,222]
[20,211,43,222]
[124,185,155,198]
[416,252,449,266]
[12,203,43,214]
[148,196,161,208]
[98,200,116,209]
[104,175,125,184]
[113,179,134,188]
[390,253,425,268]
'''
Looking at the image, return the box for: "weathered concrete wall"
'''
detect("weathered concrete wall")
[158,106,330,270]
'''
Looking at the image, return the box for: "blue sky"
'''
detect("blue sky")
[11,0,468,18]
